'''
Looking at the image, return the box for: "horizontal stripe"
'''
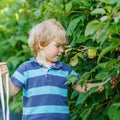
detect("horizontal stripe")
[49,69,69,77]
[23,86,67,97]
[70,70,78,76]
[23,105,69,115]
[23,94,67,107]
[23,68,69,79]
[23,113,70,120]
[23,68,48,78]
[25,75,68,90]
[12,71,26,84]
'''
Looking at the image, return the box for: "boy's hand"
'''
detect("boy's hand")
[104,77,119,89]
[0,62,8,75]
[99,77,119,92]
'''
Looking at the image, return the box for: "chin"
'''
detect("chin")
[51,59,58,63]
[52,60,58,63]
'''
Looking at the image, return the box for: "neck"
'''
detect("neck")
[36,54,53,68]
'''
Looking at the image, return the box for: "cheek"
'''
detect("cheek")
[47,47,58,54]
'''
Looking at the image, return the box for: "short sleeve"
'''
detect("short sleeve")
[62,63,81,87]
[11,63,27,89]
[69,70,80,79]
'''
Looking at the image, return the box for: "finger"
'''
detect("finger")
[0,64,8,74]
[0,63,7,69]
[0,62,7,67]
[0,65,7,70]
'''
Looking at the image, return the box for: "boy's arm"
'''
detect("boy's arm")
[72,82,104,93]
[2,75,20,96]
[0,62,20,96]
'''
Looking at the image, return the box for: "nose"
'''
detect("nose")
[59,46,64,53]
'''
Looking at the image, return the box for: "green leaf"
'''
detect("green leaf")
[104,81,111,99]
[85,20,101,36]
[105,5,112,13]
[100,0,117,4]
[108,103,120,120]
[95,29,109,44]
[72,0,90,6]
[71,90,79,99]
[100,16,108,22]
[109,38,120,43]
[34,10,41,18]
[91,8,106,15]
[65,1,72,12]
[113,11,120,23]
[80,72,91,82]
[113,6,120,12]
[80,108,92,120]
[98,59,117,70]
[95,70,109,79]
[97,46,112,63]
[110,69,118,77]
[76,87,98,105]
[79,0,90,7]
[80,103,98,120]
[75,35,87,43]
[66,17,81,36]
[97,40,120,62]
[86,86,98,96]
[105,59,117,70]
[65,74,78,85]
[76,94,85,105]
[116,1,120,6]
[109,24,119,34]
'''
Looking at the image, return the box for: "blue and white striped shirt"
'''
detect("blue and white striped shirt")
[11,57,80,120]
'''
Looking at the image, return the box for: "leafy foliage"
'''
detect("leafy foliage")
[0,0,120,119]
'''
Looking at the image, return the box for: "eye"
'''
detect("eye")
[54,43,64,49]
[55,44,60,48]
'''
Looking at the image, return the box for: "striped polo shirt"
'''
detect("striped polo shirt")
[11,57,80,120]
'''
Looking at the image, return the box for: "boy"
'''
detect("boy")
[0,18,106,120]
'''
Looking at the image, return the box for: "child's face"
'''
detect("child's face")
[40,41,64,63]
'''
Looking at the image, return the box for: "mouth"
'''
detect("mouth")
[56,55,59,58]
[58,54,61,56]
[55,55,61,59]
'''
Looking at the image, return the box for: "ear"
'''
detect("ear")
[38,41,44,49]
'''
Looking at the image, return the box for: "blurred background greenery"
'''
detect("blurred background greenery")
[0,0,120,120]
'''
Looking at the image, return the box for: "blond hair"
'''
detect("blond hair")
[28,18,67,54]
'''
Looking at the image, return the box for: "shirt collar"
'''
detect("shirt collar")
[30,57,63,69]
